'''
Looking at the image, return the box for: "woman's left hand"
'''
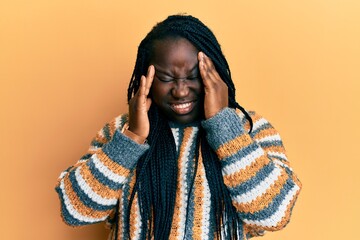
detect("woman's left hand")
[198,52,228,119]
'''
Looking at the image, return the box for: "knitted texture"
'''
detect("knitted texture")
[55,108,301,239]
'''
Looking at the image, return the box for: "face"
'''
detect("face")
[150,38,204,125]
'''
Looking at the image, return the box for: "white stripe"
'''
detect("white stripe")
[92,154,127,183]
[59,171,68,179]
[201,164,211,240]
[171,127,180,152]
[60,179,107,223]
[74,167,117,206]
[268,151,287,161]
[177,127,198,239]
[253,118,268,132]
[257,134,282,143]
[243,184,300,227]
[133,196,142,240]
[115,115,124,129]
[99,128,105,138]
[89,146,100,152]
[222,147,264,175]
[233,166,283,204]
[273,159,293,172]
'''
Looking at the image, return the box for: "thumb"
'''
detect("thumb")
[146,98,152,111]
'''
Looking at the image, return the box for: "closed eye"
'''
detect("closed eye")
[155,74,174,82]
[187,76,200,81]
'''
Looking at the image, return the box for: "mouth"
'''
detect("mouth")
[170,101,196,115]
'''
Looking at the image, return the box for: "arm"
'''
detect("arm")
[56,65,155,227]
[202,108,301,237]
[199,52,301,237]
[55,115,149,226]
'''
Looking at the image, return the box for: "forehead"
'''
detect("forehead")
[150,37,199,66]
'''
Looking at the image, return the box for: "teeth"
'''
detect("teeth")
[172,102,191,109]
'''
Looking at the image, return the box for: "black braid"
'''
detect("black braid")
[126,14,253,239]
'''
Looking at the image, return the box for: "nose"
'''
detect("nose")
[171,79,189,98]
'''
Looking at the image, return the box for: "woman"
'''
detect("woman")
[56,14,301,240]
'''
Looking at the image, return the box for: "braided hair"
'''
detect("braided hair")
[125,14,253,239]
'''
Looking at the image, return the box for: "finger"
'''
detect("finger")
[144,65,155,96]
[145,98,152,111]
[199,52,219,87]
[202,53,221,81]
[198,52,208,79]
[137,75,147,97]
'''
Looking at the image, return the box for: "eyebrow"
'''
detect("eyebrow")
[155,64,199,77]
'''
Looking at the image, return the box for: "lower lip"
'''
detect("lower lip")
[170,102,195,115]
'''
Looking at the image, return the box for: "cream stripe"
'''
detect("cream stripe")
[222,147,264,175]
[92,155,127,183]
[59,171,67,179]
[99,128,105,138]
[171,127,180,152]
[74,167,117,206]
[233,167,282,204]
[268,151,287,161]
[252,118,268,131]
[59,179,107,223]
[133,197,141,240]
[177,127,198,239]
[273,159,293,172]
[243,184,300,227]
[201,165,211,240]
[115,115,123,129]
[257,134,281,143]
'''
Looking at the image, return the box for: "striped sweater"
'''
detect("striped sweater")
[55,107,301,239]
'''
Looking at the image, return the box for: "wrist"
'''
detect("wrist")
[121,123,147,144]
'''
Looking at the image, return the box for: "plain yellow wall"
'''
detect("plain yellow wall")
[1,0,359,239]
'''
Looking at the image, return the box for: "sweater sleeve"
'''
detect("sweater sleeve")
[202,108,301,237]
[55,114,149,226]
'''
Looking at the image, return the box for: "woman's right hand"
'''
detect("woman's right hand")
[128,65,155,139]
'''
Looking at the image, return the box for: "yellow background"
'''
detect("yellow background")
[1,0,359,239]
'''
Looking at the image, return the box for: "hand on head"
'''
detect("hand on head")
[128,51,228,140]
[198,52,229,119]
[128,65,155,139]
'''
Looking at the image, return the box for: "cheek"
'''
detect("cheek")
[150,82,169,103]
[194,81,204,96]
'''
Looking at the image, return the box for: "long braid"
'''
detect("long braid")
[126,14,252,239]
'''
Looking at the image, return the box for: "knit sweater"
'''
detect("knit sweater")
[55,107,301,239]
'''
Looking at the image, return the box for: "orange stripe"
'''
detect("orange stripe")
[243,224,265,238]
[80,164,120,199]
[263,145,286,154]
[244,183,301,232]
[216,134,253,160]
[223,155,270,188]
[94,130,108,144]
[235,109,252,133]
[250,112,262,122]
[253,128,278,141]
[129,193,138,239]
[108,118,118,137]
[170,127,193,238]
[96,149,131,176]
[192,153,204,240]
[63,176,110,219]
[233,169,288,213]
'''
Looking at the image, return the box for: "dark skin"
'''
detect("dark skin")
[128,37,228,141]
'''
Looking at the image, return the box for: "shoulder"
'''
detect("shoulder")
[107,113,129,131]
[234,108,277,134]
[92,113,129,143]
